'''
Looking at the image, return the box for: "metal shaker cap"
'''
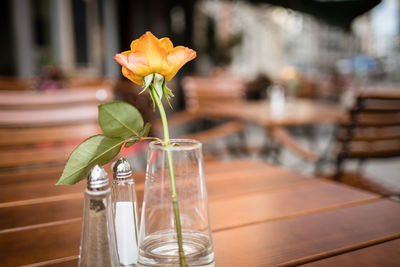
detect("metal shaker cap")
[113,157,133,180]
[87,165,109,191]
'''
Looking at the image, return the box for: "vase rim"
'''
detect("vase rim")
[149,139,202,151]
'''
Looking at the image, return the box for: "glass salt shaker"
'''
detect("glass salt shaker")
[78,165,120,267]
[112,157,140,267]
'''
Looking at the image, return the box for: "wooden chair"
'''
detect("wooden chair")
[152,76,248,158]
[0,76,34,91]
[0,88,113,109]
[331,92,400,194]
[0,123,100,171]
[278,91,400,197]
[182,76,245,113]
[0,88,112,183]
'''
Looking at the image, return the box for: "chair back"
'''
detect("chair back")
[337,91,400,160]
[0,76,34,91]
[0,89,108,179]
[182,76,245,112]
[0,87,112,109]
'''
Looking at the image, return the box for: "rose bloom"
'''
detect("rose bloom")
[114,32,196,85]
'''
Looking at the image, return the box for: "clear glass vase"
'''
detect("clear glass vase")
[138,139,215,267]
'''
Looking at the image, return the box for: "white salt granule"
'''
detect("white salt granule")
[115,201,138,265]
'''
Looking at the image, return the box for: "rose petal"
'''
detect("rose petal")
[159,37,174,51]
[131,32,166,74]
[122,66,143,85]
[164,46,197,80]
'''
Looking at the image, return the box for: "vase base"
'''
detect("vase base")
[138,230,215,267]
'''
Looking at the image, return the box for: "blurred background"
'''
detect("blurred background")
[1,0,399,91]
[0,0,399,197]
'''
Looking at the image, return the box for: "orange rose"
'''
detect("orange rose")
[114,32,196,85]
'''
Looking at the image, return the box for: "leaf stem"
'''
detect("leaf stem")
[137,136,163,143]
[151,84,186,267]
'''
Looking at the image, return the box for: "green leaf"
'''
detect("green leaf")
[99,101,144,138]
[56,135,124,185]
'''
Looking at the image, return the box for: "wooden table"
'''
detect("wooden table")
[198,99,347,161]
[1,159,399,266]
[200,98,346,127]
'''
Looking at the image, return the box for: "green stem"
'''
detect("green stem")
[151,85,186,267]
[139,136,163,143]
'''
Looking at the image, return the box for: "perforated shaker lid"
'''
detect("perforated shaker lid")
[87,165,109,190]
[113,157,133,180]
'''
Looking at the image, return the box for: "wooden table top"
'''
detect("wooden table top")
[1,159,399,266]
[200,98,347,127]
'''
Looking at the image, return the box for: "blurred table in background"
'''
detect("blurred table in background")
[198,98,346,161]
[200,98,346,127]
[0,159,399,266]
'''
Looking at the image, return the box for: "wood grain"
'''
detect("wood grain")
[209,180,379,231]
[0,160,307,205]
[0,166,64,185]
[0,159,397,266]
[301,238,400,267]
[1,198,396,266]
[0,221,81,266]
[0,88,112,109]
[206,167,311,200]
[213,199,400,267]
[0,146,73,168]
[0,179,85,204]
[22,256,78,267]
[0,179,378,233]
[200,99,346,127]
[0,198,83,231]
[0,123,100,147]
[0,105,98,127]
[0,160,312,231]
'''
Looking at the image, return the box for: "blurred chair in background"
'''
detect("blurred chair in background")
[0,87,113,187]
[0,76,34,91]
[0,87,112,109]
[182,76,245,113]
[328,91,400,196]
[287,90,400,197]
[0,86,115,238]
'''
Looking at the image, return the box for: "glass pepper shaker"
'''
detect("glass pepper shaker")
[78,165,120,267]
[112,157,140,267]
